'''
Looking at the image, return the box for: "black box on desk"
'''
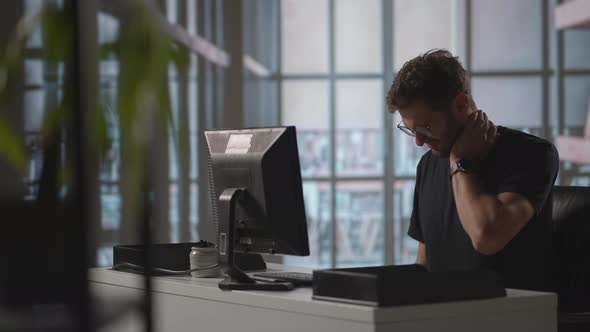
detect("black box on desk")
[113,242,266,274]
[312,264,506,306]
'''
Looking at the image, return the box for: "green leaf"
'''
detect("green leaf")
[94,99,112,154]
[170,44,190,72]
[0,33,26,106]
[100,42,119,59]
[42,7,72,61]
[0,116,26,172]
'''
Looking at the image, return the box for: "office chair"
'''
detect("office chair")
[552,186,590,332]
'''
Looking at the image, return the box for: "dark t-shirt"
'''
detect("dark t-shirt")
[408,126,559,291]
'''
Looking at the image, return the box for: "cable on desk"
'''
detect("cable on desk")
[112,262,219,275]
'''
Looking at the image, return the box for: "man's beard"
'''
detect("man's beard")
[433,115,462,158]
[430,148,448,158]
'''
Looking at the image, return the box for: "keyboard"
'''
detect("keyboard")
[252,271,313,287]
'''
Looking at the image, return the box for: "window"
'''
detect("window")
[471,0,542,71]
[335,0,382,73]
[335,80,384,177]
[281,0,329,74]
[269,0,587,268]
[18,1,222,265]
[16,0,589,268]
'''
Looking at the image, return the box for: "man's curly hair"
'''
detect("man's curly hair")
[386,49,470,112]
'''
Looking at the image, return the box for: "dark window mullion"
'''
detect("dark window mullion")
[383,0,395,265]
[329,0,337,268]
[542,0,551,141]
[278,73,384,80]
[470,70,552,77]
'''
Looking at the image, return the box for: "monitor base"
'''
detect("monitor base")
[219,278,294,291]
[219,266,294,291]
[216,188,294,291]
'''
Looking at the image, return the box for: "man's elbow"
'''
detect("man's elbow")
[469,200,531,256]
[470,230,507,256]
[469,205,507,255]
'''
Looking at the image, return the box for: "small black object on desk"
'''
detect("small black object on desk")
[313,264,506,306]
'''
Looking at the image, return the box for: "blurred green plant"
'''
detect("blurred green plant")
[0,0,189,204]
[103,0,189,218]
[0,12,36,172]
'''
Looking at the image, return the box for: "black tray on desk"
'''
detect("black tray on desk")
[312,264,506,307]
[113,242,266,275]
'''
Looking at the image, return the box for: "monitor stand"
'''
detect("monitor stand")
[217,188,294,291]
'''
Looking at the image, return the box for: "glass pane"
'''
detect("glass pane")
[167,0,178,23]
[27,27,43,49]
[189,53,198,80]
[471,77,543,129]
[187,0,197,34]
[169,183,179,242]
[190,182,199,241]
[169,137,179,181]
[393,180,418,264]
[335,79,384,176]
[335,0,382,73]
[394,0,457,70]
[565,76,590,129]
[101,185,120,231]
[99,82,118,184]
[99,60,118,81]
[25,0,43,48]
[24,0,43,14]
[336,181,384,267]
[281,0,329,74]
[550,76,558,133]
[472,0,542,71]
[169,79,180,181]
[169,79,180,132]
[284,181,332,268]
[25,133,42,184]
[392,112,429,177]
[190,132,198,179]
[245,79,279,127]
[569,176,590,187]
[25,60,44,86]
[189,78,198,179]
[281,80,330,177]
[24,90,45,132]
[244,1,279,74]
[97,246,114,267]
[564,30,590,70]
[100,141,119,182]
[549,0,557,71]
[98,12,119,44]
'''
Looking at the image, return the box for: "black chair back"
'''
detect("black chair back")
[552,186,590,331]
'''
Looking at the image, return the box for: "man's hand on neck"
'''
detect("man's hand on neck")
[449,110,497,165]
[447,111,533,256]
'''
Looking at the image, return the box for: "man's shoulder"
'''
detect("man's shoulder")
[496,126,558,161]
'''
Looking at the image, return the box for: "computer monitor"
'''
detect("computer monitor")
[204,126,309,290]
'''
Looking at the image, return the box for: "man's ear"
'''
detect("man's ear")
[450,93,471,123]
[454,93,470,114]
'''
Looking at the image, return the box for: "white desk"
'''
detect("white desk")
[89,264,557,332]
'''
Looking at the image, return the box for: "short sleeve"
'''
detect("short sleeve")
[407,158,424,242]
[495,142,559,215]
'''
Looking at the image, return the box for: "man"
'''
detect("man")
[386,49,559,291]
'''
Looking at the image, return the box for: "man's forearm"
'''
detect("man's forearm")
[451,171,501,249]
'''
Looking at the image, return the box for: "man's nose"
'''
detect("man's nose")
[415,134,425,146]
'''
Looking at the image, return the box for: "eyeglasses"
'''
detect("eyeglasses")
[396,122,433,139]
